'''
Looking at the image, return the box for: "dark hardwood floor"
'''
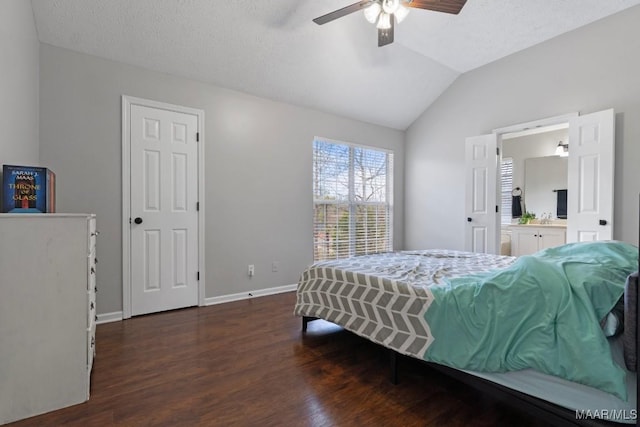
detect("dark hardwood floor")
[8,292,548,427]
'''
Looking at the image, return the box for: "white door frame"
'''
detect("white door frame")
[121,95,206,319]
[492,113,579,136]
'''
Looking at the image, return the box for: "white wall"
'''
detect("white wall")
[405,6,640,250]
[39,44,405,315]
[0,1,39,168]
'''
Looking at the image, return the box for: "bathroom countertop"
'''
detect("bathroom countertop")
[508,223,567,229]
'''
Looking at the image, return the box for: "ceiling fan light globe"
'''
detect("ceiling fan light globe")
[382,0,400,14]
[364,2,382,24]
[394,4,409,23]
[376,12,392,29]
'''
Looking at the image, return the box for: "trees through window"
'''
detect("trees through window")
[313,139,393,261]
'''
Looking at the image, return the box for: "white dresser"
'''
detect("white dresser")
[0,214,97,424]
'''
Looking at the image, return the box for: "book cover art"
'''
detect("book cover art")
[2,165,56,213]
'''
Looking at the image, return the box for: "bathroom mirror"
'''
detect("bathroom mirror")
[524,155,568,217]
[502,126,569,221]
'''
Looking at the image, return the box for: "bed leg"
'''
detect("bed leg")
[390,350,398,385]
[302,316,319,332]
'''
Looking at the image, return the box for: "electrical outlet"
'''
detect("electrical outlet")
[248,264,255,277]
[272,261,279,272]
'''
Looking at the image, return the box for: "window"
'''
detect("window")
[501,158,513,224]
[313,138,393,261]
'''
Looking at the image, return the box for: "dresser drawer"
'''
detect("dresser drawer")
[88,218,97,253]
[87,329,96,368]
[88,290,97,331]
[87,251,96,291]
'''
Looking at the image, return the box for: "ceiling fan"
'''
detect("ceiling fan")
[313,0,467,47]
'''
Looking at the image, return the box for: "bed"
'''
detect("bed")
[294,241,639,425]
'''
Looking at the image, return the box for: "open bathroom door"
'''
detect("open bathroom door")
[566,109,615,243]
[464,133,500,254]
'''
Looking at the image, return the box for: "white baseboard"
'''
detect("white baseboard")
[96,311,123,324]
[205,283,297,306]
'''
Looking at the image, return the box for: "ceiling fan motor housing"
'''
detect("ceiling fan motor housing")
[382,0,402,14]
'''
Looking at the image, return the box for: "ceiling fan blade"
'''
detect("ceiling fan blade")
[406,0,467,15]
[313,0,373,25]
[378,18,394,47]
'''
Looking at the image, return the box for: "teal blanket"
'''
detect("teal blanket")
[424,241,638,400]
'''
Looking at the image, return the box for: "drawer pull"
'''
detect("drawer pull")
[91,231,100,236]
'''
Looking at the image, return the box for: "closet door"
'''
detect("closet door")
[567,109,614,242]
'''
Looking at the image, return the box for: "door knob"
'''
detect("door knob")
[599,219,608,226]
[134,217,143,224]
[467,217,472,222]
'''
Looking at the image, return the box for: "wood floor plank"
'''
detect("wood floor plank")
[7,292,545,426]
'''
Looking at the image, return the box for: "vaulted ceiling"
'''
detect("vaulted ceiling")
[31,0,640,129]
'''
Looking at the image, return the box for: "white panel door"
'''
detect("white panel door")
[465,134,499,254]
[130,104,199,316]
[567,109,615,242]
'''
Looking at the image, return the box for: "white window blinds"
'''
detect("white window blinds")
[501,158,513,224]
[313,139,393,261]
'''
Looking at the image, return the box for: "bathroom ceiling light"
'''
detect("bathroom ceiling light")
[555,141,569,157]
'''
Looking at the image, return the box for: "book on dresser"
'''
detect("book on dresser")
[0,214,97,425]
[1,165,56,213]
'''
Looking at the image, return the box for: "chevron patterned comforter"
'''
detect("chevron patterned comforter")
[294,249,516,359]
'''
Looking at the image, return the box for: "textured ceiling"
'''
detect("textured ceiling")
[31,0,640,130]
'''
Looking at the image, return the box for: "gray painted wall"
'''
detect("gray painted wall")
[39,44,405,315]
[405,6,640,250]
[0,1,39,168]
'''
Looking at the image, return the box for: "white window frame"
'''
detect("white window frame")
[312,137,393,261]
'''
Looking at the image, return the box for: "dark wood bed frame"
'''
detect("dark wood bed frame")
[301,200,640,426]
